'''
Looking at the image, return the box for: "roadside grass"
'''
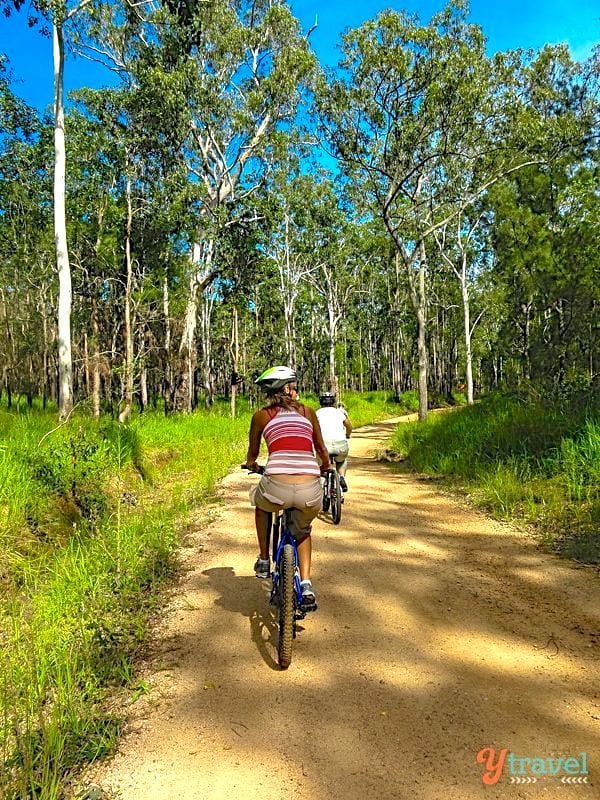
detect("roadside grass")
[0,405,248,800]
[387,391,600,562]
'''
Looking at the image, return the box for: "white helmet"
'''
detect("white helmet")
[254,366,297,394]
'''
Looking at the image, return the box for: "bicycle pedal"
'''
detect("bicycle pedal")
[299,602,318,613]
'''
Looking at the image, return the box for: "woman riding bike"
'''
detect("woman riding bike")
[244,366,331,608]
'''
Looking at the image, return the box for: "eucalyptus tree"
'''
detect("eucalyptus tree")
[319,1,556,419]
[135,0,318,410]
[0,67,54,405]
[310,212,370,395]
[258,162,340,370]
[2,0,103,417]
[2,0,155,418]
[481,46,599,387]
[431,209,487,404]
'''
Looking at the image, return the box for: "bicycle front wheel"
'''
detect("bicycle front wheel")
[277,543,295,669]
[331,470,342,525]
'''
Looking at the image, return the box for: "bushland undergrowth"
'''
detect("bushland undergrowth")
[0,390,401,798]
[0,405,248,799]
[388,386,600,562]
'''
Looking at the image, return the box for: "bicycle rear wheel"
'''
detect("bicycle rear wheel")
[331,470,342,525]
[277,543,295,669]
[322,476,331,512]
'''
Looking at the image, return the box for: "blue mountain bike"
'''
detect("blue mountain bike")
[242,465,316,669]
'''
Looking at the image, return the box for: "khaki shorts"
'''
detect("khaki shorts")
[250,475,322,541]
[324,439,349,466]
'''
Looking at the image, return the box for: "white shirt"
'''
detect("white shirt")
[316,406,348,442]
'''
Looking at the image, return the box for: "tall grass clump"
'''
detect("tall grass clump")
[1,405,250,799]
[388,388,600,562]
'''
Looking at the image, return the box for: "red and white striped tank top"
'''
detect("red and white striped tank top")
[263,407,320,476]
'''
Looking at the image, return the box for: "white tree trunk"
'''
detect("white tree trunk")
[178,241,214,412]
[163,271,172,411]
[91,296,101,418]
[416,242,428,422]
[200,293,215,408]
[53,22,73,420]
[230,305,239,418]
[139,329,148,412]
[462,279,474,405]
[328,303,338,394]
[118,176,134,423]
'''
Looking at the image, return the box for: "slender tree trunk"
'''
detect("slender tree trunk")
[400,246,428,421]
[41,291,49,409]
[163,271,172,413]
[90,204,106,417]
[91,294,101,418]
[462,281,474,405]
[83,331,90,397]
[358,325,364,394]
[327,303,340,395]
[519,301,533,381]
[119,176,134,423]
[230,305,239,418]
[178,241,214,412]
[139,328,148,412]
[200,292,215,407]
[415,242,428,421]
[53,21,73,420]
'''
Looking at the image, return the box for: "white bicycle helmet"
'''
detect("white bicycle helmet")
[255,366,297,394]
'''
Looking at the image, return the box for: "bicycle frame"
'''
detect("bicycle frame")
[241,463,315,667]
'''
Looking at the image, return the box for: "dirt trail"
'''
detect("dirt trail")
[84,416,600,799]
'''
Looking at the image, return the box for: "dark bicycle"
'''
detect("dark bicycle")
[242,465,316,670]
[322,455,342,525]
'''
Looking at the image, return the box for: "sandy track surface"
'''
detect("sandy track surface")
[83,417,599,799]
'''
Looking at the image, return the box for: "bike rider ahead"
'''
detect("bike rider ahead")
[316,392,352,491]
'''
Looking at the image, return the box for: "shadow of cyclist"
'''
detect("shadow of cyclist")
[201,566,284,671]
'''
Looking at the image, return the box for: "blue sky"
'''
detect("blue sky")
[1,0,598,112]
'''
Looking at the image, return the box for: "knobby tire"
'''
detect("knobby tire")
[331,470,342,525]
[322,476,331,513]
[278,543,295,669]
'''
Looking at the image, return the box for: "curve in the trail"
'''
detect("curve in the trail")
[81,417,599,800]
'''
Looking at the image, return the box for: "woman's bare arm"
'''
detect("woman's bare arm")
[245,409,268,467]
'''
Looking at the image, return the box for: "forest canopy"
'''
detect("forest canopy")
[0,0,598,420]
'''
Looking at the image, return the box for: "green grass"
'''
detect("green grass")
[388,391,600,562]
[0,405,249,800]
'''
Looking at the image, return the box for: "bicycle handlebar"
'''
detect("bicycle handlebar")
[241,463,332,475]
[241,463,266,475]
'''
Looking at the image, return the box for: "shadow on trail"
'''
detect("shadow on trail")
[186,420,599,797]
[201,566,309,672]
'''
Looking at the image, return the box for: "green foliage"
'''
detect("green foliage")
[0,405,250,798]
[389,390,600,561]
